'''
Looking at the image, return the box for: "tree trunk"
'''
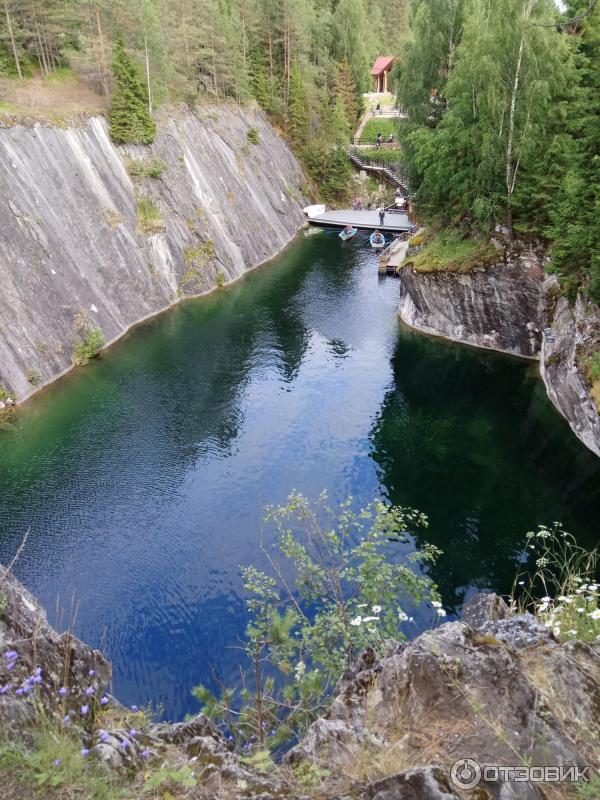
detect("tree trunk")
[4,0,22,79]
[95,6,109,95]
[144,35,152,114]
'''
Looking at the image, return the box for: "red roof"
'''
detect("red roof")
[370,56,395,76]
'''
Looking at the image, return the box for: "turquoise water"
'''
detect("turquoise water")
[0,230,599,720]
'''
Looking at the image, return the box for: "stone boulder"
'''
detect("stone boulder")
[288,621,600,799]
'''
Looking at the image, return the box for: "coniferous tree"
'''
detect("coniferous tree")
[287,60,309,147]
[109,34,156,144]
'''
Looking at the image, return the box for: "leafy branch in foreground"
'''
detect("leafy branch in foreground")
[194,492,441,753]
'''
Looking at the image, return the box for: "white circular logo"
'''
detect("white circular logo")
[451,758,482,790]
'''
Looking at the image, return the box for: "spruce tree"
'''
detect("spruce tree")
[109,34,156,145]
[249,44,271,110]
[335,60,361,126]
[287,60,309,149]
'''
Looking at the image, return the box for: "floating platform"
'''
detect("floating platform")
[307,209,413,233]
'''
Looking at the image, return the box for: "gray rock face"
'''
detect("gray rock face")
[289,622,600,799]
[540,293,600,457]
[398,253,546,358]
[0,105,306,401]
[398,249,600,457]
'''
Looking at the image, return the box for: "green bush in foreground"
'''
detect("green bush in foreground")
[194,492,441,752]
[73,328,106,366]
[247,127,260,144]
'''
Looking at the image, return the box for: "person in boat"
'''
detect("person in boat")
[343,225,354,235]
[372,229,384,244]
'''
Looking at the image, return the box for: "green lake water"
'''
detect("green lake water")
[0,230,599,719]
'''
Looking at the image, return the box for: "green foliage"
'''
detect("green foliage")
[513,523,600,644]
[361,147,404,163]
[216,270,226,287]
[142,765,196,793]
[194,492,441,752]
[589,353,600,382]
[578,773,600,799]
[73,328,106,366]
[25,368,41,386]
[128,158,167,179]
[247,127,260,144]
[359,118,399,145]
[109,35,156,145]
[0,729,125,799]
[304,143,353,204]
[287,61,309,148]
[546,3,600,302]
[136,198,164,234]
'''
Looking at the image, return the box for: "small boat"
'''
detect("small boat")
[339,227,358,241]
[370,232,386,250]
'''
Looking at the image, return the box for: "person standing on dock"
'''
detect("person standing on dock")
[378,205,385,226]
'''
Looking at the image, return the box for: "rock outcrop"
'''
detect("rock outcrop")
[398,245,600,457]
[540,293,600,457]
[2,571,599,799]
[288,594,600,800]
[398,249,547,359]
[0,104,306,402]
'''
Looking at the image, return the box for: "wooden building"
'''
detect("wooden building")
[370,56,395,93]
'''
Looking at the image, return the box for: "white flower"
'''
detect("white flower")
[350,616,362,627]
[398,611,409,622]
[541,596,552,603]
[587,609,600,621]
[568,630,577,636]
[437,608,447,617]
[518,581,525,586]
[553,627,561,637]
[294,661,306,680]
[362,616,379,623]
[357,604,368,609]
[431,600,442,609]
[371,605,382,614]
[367,627,377,634]
[577,608,585,613]
[575,587,586,594]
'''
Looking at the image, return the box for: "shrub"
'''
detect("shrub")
[216,270,225,288]
[129,158,167,179]
[25,369,40,386]
[136,198,164,234]
[194,492,441,752]
[247,127,260,144]
[73,328,105,366]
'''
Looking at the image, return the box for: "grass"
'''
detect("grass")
[358,118,399,145]
[0,728,125,800]
[406,229,499,274]
[127,158,167,179]
[361,147,404,164]
[247,127,260,144]
[136,198,164,234]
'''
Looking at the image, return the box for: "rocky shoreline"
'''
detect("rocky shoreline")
[397,244,600,457]
[2,568,599,799]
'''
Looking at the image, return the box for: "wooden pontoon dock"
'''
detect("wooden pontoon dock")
[306,209,413,234]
